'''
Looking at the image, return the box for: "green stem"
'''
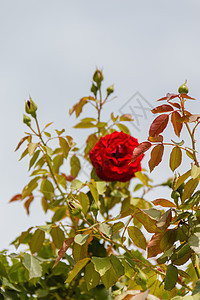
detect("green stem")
[180,97,199,167]
[191,253,200,279]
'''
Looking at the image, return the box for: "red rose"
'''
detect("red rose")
[89,131,144,182]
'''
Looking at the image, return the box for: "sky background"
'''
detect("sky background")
[1,0,200,250]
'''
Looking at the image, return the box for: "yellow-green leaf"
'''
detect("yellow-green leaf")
[182,178,199,202]
[170,146,182,172]
[128,226,147,250]
[65,258,90,284]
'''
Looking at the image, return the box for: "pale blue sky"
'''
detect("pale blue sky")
[1,0,200,249]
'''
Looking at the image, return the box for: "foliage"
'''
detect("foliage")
[1,70,200,299]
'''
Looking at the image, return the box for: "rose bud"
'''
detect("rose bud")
[25,97,37,118]
[93,69,104,88]
[23,114,31,127]
[68,201,82,217]
[106,84,114,97]
[178,80,189,94]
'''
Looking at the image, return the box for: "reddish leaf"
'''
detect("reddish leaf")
[148,135,163,143]
[168,102,181,109]
[148,144,164,172]
[151,104,174,114]
[24,194,34,215]
[169,147,182,172]
[9,194,22,203]
[149,114,169,137]
[166,93,179,101]
[15,136,29,152]
[147,233,164,258]
[157,96,168,101]
[61,173,75,182]
[180,94,195,100]
[152,199,176,208]
[54,237,74,267]
[171,111,183,137]
[131,141,151,162]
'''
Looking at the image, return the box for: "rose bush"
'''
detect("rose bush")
[89,131,144,182]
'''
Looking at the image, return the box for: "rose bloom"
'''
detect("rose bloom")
[89,131,144,182]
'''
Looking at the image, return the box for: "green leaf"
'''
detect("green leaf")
[193,279,200,295]
[29,229,45,254]
[189,233,200,255]
[96,181,107,195]
[52,155,64,173]
[44,131,51,138]
[112,221,124,235]
[78,192,89,215]
[50,227,65,249]
[89,182,99,203]
[31,169,48,176]
[182,178,199,202]
[171,242,192,265]
[29,149,40,170]
[19,148,29,161]
[191,164,200,179]
[134,208,162,233]
[135,171,150,186]
[44,145,53,157]
[65,258,90,283]
[52,207,67,223]
[180,191,200,209]
[128,226,147,250]
[164,264,178,291]
[0,261,8,279]
[92,257,111,277]
[116,123,130,134]
[59,137,70,159]
[70,155,81,178]
[170,146,182,171]
[84,262,100,291]
[56,174,67,189]
[74,122,96,128]
[110,254,124,277]
[71,179,83,192]
[99,223,112,238]
[23,253,42,279]
[22,177,40,199]
[56,129,65,136]
[173,170,191,190]
[37,224,52,233]
[28,142,38,156]
[74,234,89,246]
[40,178,54,201]
[122,258,136,279]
